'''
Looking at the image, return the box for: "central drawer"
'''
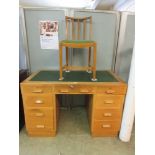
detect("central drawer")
[54,84,96,94]
[24,94,54,107]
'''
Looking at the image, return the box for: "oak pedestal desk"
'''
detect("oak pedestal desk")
[20,70,127,137]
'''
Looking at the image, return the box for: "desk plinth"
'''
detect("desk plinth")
[20,70,127,137]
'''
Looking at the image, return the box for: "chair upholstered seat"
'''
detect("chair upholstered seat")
[61,40,95,43]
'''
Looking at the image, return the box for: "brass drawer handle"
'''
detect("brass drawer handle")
[106,90,115,94]
[35,100,43,104]
[36,125,45,129]
[80,90,89,93]
[60,89,69,93]
[32,89,43,93]
[35,113,44,117]
[104,113,112,117]
[104,100,114,104]
[102,124,111,128]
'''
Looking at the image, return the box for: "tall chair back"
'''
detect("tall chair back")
[65,16,92,40]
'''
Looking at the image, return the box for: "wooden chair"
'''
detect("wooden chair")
[59,16,97,81]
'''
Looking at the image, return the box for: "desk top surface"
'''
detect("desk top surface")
[28,71,122,83]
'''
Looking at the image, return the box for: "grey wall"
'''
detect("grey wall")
[115,13,135,82]
[24,9,66,72]
[19,8,27,69]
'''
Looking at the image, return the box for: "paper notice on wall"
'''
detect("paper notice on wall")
[39,20,59,49]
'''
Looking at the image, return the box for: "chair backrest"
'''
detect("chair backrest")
[65,16,92,40]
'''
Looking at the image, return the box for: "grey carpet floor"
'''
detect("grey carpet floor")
[19,107,135,155]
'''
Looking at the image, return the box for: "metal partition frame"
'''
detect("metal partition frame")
[19,7,31,72]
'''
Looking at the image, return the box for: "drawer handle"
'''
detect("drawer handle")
[32,89,43,93]
[106,90,115,94]
[69,85,74,89]
[35,100,43,104]
[104,113,112,117]
[80,90,89,93]
[36,125,45,129]
[104,100,114,104]
[102,124,111,128]
[35,113,44,117]
[60,89,69,93]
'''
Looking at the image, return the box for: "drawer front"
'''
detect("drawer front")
[22,85,52,94]
[27,125,54,133]
[94,95,125,108]
[25,107,54,121]
[93,109,122,120]
[92,120,121,132]
[78,85,96,93]
[96,85,127,95]
[24,94,54,107]
[54,85,95,94]
[26,113,54,130]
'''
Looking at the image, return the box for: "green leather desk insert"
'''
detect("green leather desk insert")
[30,71,118,82]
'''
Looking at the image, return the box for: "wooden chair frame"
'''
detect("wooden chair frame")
[59,16,97,81]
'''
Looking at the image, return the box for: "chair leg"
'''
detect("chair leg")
[87,47,92,73]
[59,44,64,80]
[92,44,97,81]
[66,47,70,72]
[88,47,91,66]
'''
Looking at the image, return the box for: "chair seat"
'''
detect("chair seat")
[61,40,95,43]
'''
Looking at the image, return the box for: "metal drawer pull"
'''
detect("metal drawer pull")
[80,90,89,93]
[32,89,43,93]
[35,100,43,104]
[102,124,111,128]
[60,90,69,93]
[106,90,115,94]
[35,113,44,117]
[104,100,114,104]
[36,125,45,128]
[104,113,112,117]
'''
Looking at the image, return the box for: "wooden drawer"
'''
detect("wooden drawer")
[92,120,121,132]
[25,107,54,121]
[27,126,54,133]
[94,94,125,108]
[54,84,95,94]
[96,85,127,95]
[26,113,54,130]
[22,84,52,94]
[24,94,54,107]
[93,109,122,120]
